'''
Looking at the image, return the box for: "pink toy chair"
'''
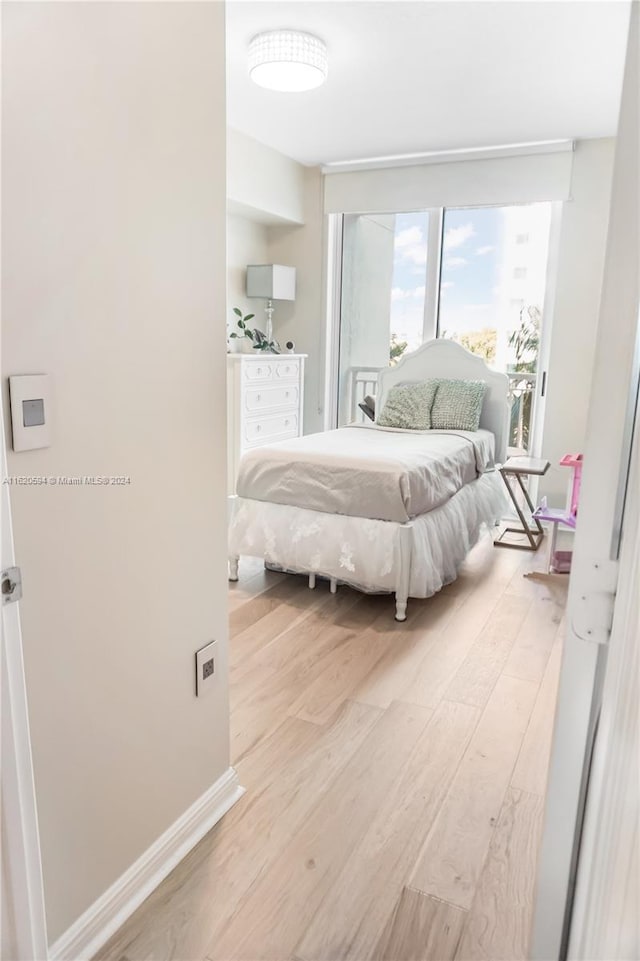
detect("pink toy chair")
[533,453,583,573]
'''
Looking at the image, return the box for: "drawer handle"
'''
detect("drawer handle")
[257,368,262,376]
[285,420,290,426]
[257,394,261,401]
[285,391,289,398]
[256,425,261,432]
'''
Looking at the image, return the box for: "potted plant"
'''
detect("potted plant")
[251,328,281,354]
[228,307,255,353]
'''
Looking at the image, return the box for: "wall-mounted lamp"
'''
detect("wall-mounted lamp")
[246,264,296,343]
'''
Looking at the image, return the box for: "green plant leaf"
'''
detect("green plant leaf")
[245,330,254,340]
[233,307,242,317]
[244,313,255,322]
[230,332,238,338]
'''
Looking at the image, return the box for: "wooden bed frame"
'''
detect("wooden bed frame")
[229,339,510,620]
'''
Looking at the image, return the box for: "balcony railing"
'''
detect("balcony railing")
[508,370,537,452]
[345,365,538,451]
[345,366,382,425]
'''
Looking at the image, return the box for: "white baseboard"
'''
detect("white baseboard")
[49,767,245,961]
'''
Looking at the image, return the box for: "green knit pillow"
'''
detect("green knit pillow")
[430,378,487,431]
[377,380,439,430]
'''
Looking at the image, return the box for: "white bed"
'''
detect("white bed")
[228,339,509,620]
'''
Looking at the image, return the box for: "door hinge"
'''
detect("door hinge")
[1,566,22,605]
[572,590,616,645]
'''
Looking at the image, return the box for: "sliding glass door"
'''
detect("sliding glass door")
[438,204,552,450]
[337,211,431,427]
[336,202,553,453]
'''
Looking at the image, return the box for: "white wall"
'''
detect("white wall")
[228,128,305,226]
[2,2,230,944]
[227,215,270,339]
[539,139,615,505]
[267,167,326,434]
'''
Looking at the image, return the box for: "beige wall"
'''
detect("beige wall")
[1,832,18,960]
[228,128,305,225]
[2,1,229,943]
[267,167,326,434]
[227,215,270,339]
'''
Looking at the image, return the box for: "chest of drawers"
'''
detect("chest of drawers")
[227,353,306,492]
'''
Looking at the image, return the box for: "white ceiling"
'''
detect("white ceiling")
[226,0,631,167]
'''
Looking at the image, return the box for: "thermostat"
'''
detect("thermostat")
[9,375,52,452]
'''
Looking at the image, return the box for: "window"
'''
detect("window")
[337,212,430,426]
[336,202,553,450]
[389,212,429,355]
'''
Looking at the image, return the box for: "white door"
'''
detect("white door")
[1,418,48,960]
[531,5,637,956]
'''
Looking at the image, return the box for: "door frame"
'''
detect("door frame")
[1,414,49,959]
[531,6,637,952]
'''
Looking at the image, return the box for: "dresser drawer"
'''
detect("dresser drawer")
[273,358,300,382]
[242,361,276,383]
[243,411,299,446]
[244,384,299,414]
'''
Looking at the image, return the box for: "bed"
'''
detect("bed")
[228,339,509,620]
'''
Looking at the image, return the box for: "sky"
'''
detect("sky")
[390,207,504,350]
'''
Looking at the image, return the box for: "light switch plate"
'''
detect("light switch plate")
[9,375,52,452]
[195,641,218,697]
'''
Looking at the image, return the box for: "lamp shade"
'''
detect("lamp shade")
[246,264,296,301]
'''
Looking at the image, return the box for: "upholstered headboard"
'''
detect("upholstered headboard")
[377,339,510,464]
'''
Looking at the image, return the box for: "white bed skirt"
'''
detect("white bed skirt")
[229,470,506,600]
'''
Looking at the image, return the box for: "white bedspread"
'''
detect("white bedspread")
[230,471,506,598]
[235,425,495,523]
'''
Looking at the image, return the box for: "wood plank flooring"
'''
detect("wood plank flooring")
[97,537,567,961]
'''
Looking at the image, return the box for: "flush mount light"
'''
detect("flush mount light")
[248,30,328,92]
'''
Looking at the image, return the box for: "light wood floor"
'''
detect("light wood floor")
[98,535,567,961]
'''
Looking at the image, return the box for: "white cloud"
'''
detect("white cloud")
[444,256,468,269]
[391,285,425,302]
[394,226,423,249]
[390,299,425,349]
[443,222,475,251]
[400,243,428,266]
[441,281,454,290]
[391,287,410,302]
[475,245,495,256]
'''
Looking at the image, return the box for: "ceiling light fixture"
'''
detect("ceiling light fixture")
[248,30,328,92]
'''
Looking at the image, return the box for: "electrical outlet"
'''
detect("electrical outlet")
[195,641,218,697]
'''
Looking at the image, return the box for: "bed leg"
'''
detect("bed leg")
[308,573,316,589]
[228,555,239,582]
[395,597,408,622]
[329,577,338,594]
[395,523,412,622]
